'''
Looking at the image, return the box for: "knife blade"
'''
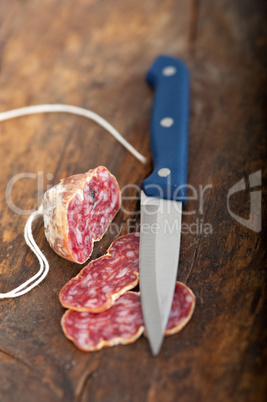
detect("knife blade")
[139,55,190,355]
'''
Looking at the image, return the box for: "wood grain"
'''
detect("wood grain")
[0,0,266,401]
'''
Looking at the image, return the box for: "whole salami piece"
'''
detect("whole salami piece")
[42,166,121,264]
[59,233,140,312]
[61,282,195,352]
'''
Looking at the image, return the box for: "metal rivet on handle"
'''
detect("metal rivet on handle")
[158,168,171,177]
[162,66,177,76]
[160,117,174,127]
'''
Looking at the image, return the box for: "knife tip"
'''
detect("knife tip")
[149,335,164,356]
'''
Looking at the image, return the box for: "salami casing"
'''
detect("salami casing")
[42,166,121,264]
[59,233,140,312]
[61,282,195,351]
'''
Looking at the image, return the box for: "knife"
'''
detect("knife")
[139,55,190,355]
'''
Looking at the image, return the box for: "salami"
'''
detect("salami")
[158,281,195,336]
[61,282,195,352]
[42,166,121,264]
[59,233,140,312]
[62,292,144,351]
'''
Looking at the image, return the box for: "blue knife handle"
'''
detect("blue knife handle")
[142,55,190,203]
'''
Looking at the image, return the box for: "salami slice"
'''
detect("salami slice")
[61,282,195,352]
[59,233,140,312]
[42,166,121,264]
[157,281,195,336]
[62,292,144,351]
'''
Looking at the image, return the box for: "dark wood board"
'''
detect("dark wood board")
[0,0,266,401]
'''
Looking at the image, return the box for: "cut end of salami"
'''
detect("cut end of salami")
[42,166,121,264]
[59,233,140,312]
[61,282,195,352]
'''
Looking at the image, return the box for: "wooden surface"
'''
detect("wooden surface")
[0,1,266,401]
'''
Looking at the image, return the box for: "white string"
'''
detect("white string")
[0,104,147,164]
[0,206,48,298]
